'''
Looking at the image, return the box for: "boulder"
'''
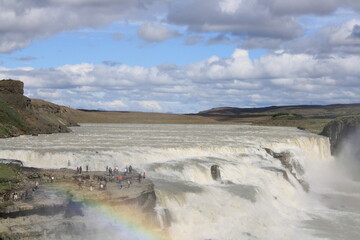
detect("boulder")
[210,165,221,181]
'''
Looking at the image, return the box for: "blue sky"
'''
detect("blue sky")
[1,1,360,113]
[3,23,238,69]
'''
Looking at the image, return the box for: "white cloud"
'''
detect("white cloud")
[1,0,360,53]
[284,19,360,55]
[139,101,162,112]
[0,0,165,53]
[1,48,360,112]
[137,23,180,42]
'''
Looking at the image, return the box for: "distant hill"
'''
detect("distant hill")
[196,104,360,133]
[1,79,359,137]
[198,104,360,118]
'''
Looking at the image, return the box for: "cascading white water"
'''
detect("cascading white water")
[0,124,358,240]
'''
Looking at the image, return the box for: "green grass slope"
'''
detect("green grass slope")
[0,100,29,137]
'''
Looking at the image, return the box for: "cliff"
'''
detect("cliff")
[0,79,78,138]
[320,116,360,155]
[0,164,161,239]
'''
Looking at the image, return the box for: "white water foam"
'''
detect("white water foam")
[0,123,356,240]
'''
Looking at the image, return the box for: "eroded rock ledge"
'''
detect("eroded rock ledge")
[0,165,160,240]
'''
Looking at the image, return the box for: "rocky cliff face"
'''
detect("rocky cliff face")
[0,79,78,137]
[320,116,360,155]
[0,80,31,109]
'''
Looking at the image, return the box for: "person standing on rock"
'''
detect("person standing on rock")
[79,166,82,174]
[86,165,89,172]
[119,179,123,189]
[127,179,131,188]
[138,173,142,183]
[13,192,18,201]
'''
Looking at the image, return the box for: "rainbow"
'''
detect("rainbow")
[83,200,171,240]
[46,182,171,240]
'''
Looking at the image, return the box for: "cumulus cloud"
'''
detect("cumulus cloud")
[1,49,360,112]
[0,0,165,53]
[167,0,303,40]
[2,0,360,53]
[285,19,360,55]
[137,23,180,42]
[139,101,162,112]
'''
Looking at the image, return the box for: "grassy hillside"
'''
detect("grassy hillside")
[0,100,29,137]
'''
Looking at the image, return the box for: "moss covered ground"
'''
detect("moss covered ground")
[0,164,22,195]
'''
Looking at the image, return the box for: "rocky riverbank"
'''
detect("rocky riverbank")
[0,163,163,240]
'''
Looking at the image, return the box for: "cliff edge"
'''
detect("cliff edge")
[320,116,360,155]
[0,79,78,137]
[0,164,162,239]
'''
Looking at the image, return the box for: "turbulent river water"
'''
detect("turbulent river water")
[0,124,359,240]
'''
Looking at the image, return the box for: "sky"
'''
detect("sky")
[1,0,360,113]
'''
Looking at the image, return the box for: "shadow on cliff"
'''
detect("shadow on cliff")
[336,126,360,181]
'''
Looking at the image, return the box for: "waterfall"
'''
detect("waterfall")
[0,124,347,240]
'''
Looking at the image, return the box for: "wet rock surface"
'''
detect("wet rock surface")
[264,148,309,192]
[210,164,221,181]
[0,166,159,239]
[320,116,360,155]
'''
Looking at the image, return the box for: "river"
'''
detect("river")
[0,124,359,240]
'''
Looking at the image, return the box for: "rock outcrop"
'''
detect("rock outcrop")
[320,116,360,155]
[210,165,221,181]
[0,165,160,240]
[264,148,309,192]
[0,79,78,138]
[0,80,31,109]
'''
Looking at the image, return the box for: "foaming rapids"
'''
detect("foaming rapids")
[0,124,357,240]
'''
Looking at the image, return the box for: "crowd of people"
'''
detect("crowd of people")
[1,165,147,204]
[1,181,39,203]
[75,164,146,191]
